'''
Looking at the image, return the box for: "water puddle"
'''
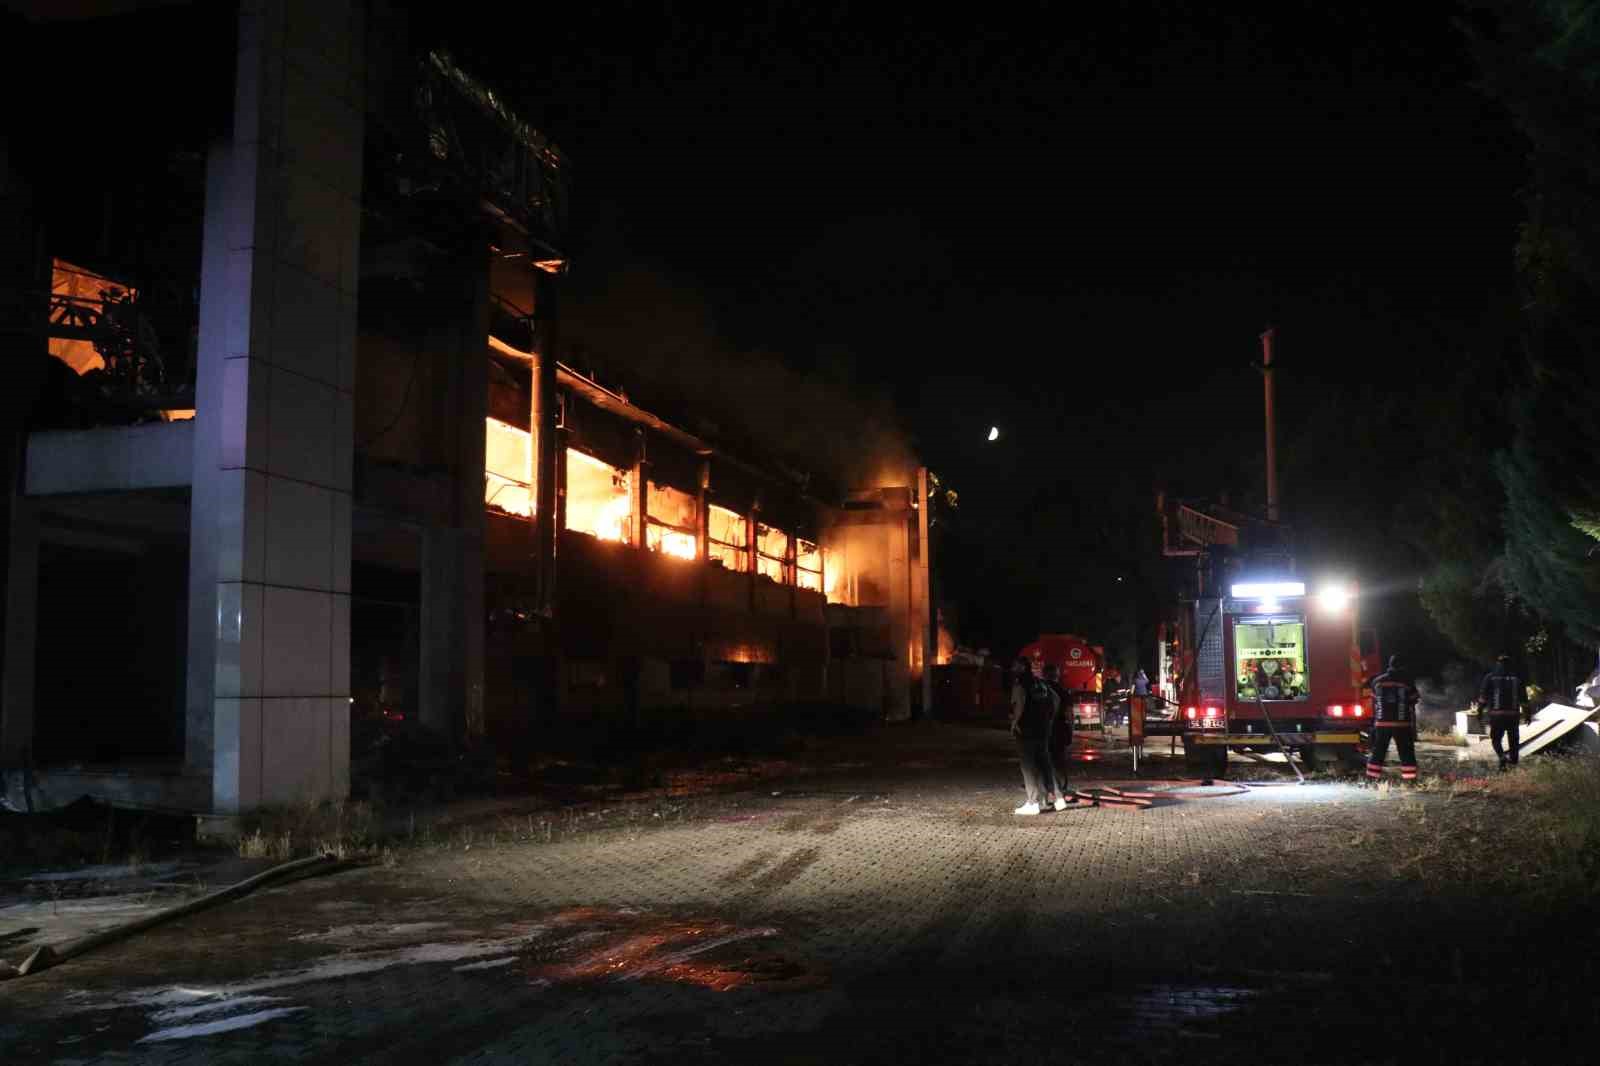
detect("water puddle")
[1123,983,1257,1039]
[138,1006,307,1043]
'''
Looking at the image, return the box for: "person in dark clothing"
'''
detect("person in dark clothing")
[1479,654,1528,771]
[1009,657,1063,814]
[1042,663,1073,801]
[1365,655,1420,784]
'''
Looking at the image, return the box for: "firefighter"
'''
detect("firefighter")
[1365,654,1419,784]
[1478,653,1528,771]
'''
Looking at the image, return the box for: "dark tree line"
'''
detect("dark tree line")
[1405,2,1600,692]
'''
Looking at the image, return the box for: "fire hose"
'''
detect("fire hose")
[1254,690,1306,785]
[4,852,347,980]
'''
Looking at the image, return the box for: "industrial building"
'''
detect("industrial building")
[0,0,932,823]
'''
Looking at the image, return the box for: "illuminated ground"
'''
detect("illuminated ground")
[1,725,1593,1064]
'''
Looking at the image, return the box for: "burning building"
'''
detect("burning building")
[0,0,932,824]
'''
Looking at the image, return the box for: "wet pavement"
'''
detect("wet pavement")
[1,724,1595,1064]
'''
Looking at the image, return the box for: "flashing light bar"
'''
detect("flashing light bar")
[1231,581,1306,599]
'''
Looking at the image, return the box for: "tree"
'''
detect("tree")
[1467,1,1600,674]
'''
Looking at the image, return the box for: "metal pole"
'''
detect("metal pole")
[1259,327,1278,523]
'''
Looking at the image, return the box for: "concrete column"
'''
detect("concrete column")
[531,271,560,621]
[885,513,912,722]
[695,459,710,562]
[631,429,647,550]
[1,155,45,774]
[746,505,759,611]
[420,526,469,745]
[189,0,363,814]
[917,467,933,718]
[419,250,490,748]
[1,498,38,768]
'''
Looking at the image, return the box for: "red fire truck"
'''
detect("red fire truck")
[1153,502,1376,776]
[1019,633,1105,730]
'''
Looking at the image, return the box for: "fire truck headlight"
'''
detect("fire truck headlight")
[1317,584,1352,614]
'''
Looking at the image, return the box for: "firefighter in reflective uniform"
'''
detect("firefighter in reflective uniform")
[1366,654,1419,783]
[1478,653,1527,771]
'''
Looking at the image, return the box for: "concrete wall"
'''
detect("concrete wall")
[188,0,363,814]
[25,423,193,496]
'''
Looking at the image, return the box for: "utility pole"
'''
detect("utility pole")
[1259,327,1279,523]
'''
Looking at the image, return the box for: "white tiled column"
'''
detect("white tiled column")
[189,0,361,813]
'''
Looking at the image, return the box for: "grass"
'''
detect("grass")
[1417,727,1469,748]
[1384,753,1600,901]
[236,799,385,863]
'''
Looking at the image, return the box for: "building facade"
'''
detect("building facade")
[0,0,932,822]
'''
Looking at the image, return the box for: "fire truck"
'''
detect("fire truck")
[1019,633,1105,730]
[1152,499,1378,777]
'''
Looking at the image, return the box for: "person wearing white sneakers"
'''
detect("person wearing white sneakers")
[1010,657,1063,814]
[1041,663,1071,811]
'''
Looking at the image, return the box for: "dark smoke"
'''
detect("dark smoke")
[561,264,915,493]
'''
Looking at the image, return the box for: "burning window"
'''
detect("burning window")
[796,539,823,593]
[566,448,632,543]
[484,418,533,517]
[48,259,129,376]
[1233,618,1309,702]
[707,504,748,571]
[646,480,698,560]
[756,524,789,584]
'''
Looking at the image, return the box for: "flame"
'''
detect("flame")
[589,492,632,542]
[485,418,535,517]
[567,448,632,542]
[650,527,697,560]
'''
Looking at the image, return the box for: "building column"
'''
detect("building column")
[420,526,474,745]
[189,0,362,814]
[695,459,710,562]
[631,429,647,550]
[1,154,45,778]
[419,249,490,748]
[1,497,38,770]
[916,466,933,718]
[885,511,912,722]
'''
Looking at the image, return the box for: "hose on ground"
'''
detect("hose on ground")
[5,852,346,980]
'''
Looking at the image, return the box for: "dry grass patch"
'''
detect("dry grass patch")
[1417,728,1469,748]
[1384,754,1600,898]
[236,800,383,862]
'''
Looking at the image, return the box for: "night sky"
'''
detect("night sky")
[432,0,1516,659]
[433,3,1525,660]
